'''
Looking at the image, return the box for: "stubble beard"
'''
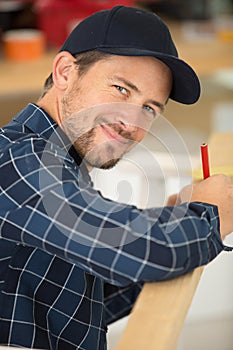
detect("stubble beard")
[61,93,136,170]
[73,127,124,170]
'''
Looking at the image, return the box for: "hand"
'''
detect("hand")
[178,174,233,240]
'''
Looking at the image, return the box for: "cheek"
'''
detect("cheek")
[135,128,147,142]
[127,128,148,152]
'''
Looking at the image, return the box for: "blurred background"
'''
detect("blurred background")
[0,1,233,349]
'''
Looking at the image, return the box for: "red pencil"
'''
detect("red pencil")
[201,143,210,179]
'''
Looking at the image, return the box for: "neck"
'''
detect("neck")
[37,88,62,127]
[38,90,93,174]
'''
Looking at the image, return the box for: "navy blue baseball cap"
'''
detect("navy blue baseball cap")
[59,6,200,105]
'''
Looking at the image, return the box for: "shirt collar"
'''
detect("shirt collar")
[13,103,90,178]
[14,103,71,150]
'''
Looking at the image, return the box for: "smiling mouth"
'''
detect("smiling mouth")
[100,124,131,145]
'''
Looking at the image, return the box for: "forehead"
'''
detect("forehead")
[87,55,172,87]
[98,54,170,73]
[104,55,171,94]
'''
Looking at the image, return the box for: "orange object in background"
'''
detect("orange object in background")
[2,29,45,61]
[215,16,233,42]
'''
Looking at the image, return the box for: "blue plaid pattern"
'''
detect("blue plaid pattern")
[0,104,226,349]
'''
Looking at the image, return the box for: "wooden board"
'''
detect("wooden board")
[116,268,203,350]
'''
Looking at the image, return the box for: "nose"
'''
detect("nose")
[118,118,138,133]
[117,104,153,133]
[95,102,153,134]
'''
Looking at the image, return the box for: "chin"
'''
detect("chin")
[100,159,119,170]
[87,157,120,170]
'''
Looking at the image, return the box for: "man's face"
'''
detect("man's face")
[60,55,172,170]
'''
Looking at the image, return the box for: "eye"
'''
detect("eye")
[142,105,157,118]
[114,85,128,95]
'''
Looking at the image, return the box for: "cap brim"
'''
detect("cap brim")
[97,47,201,105]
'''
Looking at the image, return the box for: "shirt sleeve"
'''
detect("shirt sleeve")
[0,138,225,287]
[104,282,143,325]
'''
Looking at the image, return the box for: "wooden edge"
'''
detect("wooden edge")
[116,267,203,350]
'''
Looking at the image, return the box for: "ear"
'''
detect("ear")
[52,51,76,91]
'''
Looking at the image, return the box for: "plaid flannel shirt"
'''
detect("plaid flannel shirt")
[0,104,226,349]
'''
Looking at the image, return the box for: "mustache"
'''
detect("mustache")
[101,123,133,141]
[99,119,136,142]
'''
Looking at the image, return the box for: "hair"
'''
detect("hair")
[40,50,111,98]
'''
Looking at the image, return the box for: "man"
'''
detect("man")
[0,5,232,350]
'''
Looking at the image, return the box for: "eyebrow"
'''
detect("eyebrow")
[112,75,165,113]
